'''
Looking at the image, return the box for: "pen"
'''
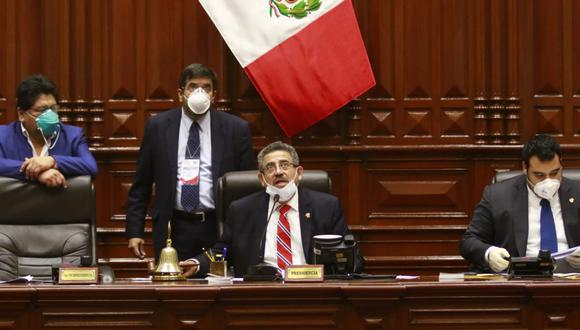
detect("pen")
[222,247,228,260]
[203,248,215,262]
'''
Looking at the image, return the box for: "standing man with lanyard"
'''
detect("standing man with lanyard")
[126,63,256,262]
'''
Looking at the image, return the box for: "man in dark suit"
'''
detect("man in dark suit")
[126,63,256,262]
[180,141,363,277]
[460,134,580,272]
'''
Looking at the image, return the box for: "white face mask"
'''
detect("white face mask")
[531,178,561,200]
[265,172,298,203]
[186,87,211,115]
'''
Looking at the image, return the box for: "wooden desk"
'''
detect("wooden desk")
[2,278,580,329]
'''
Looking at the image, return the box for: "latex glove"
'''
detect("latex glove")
[565,248,580,269]
[488,247,511,272]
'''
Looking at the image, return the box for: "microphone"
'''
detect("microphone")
[245,194,281,281]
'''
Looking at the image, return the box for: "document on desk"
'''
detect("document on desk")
[552,247,579,259]
[552,247,580,274]
[0,275,49,284]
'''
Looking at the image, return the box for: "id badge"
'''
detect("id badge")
[181,159,200,184]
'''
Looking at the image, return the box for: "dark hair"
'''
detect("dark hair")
[257,141,300,171]
[178,63,218,90]
[521,134,562,166]
[16,74,59,110]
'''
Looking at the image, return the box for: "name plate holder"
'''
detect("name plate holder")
[58,267,99,284]
[284,265,324,282]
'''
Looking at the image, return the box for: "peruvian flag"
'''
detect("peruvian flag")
[199,0,375,137]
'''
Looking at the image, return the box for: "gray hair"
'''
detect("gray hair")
[257,141,300,171]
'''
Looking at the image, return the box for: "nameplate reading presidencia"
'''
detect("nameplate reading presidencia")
[284,265,324,282]
[58,267,98,284]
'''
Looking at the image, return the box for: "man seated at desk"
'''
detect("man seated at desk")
[180,141,363,277]
[460,134,580,272]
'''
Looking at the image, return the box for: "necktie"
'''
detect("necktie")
[276,204,293,270]
[181,122,200,212]
[539,198,558,253]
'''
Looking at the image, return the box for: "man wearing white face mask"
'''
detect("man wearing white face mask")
[460,134,580,272]
[126,63,256,262]
[179,141,363,277]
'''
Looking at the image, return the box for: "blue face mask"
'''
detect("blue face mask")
[35,109,60,137]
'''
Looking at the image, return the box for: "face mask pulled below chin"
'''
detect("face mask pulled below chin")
[186,88,211,115]
[265,174,298,202]
[532,178,560,200]
[34,109,60,137]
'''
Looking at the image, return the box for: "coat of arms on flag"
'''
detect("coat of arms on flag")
[200,0,375,136]
[269,0,323,19]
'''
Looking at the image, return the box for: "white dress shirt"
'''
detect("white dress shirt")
[525,185,569,256]
[20,122,50,157]
[175,109,214,211]
[263,193,307,268]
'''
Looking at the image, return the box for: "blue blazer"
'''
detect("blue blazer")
[125,108,256,256]
[0,121,98,180]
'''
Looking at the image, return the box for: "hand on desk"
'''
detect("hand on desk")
[179,259,200,278]
[565,248,580,268]
[489,247,510,272]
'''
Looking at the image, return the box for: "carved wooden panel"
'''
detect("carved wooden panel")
[4,0,580,276]
[5,282,580,329]
[364,166,469,223]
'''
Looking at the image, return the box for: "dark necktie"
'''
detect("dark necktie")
[181,122,200,212]
[540,198,558,253]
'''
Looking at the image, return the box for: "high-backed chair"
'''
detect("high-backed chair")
[0,176,96,280]
[493,169,580,184]
[216,170,331,236]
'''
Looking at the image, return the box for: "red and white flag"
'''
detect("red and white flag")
[199,0,375,137]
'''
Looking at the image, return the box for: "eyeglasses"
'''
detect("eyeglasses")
[184,84,213,94]
[261,161,295,175]
[27,104,59,117]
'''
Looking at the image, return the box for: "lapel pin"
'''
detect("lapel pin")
[305,212,311,219]
[570,198,575,204]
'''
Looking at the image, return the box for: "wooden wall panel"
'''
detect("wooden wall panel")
[3,0,580,276]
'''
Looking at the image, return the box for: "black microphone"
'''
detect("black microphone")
[245,194,281,281]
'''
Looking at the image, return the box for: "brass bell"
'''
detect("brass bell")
[152,221,185,281]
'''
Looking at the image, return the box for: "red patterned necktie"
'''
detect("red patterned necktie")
[276,204,293,270]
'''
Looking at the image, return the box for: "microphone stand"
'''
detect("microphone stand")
[244,194,282,281]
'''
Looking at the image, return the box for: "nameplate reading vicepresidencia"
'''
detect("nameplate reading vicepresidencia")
[284,265,324,282]
[58,267,99,284]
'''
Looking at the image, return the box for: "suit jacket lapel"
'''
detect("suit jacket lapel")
[559,178,576,246]
[513,176,528,257]
[297,188,314,262]
[210,110,225,185]
[165,109,181,200]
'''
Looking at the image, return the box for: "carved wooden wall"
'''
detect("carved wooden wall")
[1,0,580,276]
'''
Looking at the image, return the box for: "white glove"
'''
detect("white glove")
[488,247,511,272]
[565,248,580,269]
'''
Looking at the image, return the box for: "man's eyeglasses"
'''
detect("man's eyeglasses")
[28,104,59,117]
[184,85,213,94]
[262,161,295,175]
